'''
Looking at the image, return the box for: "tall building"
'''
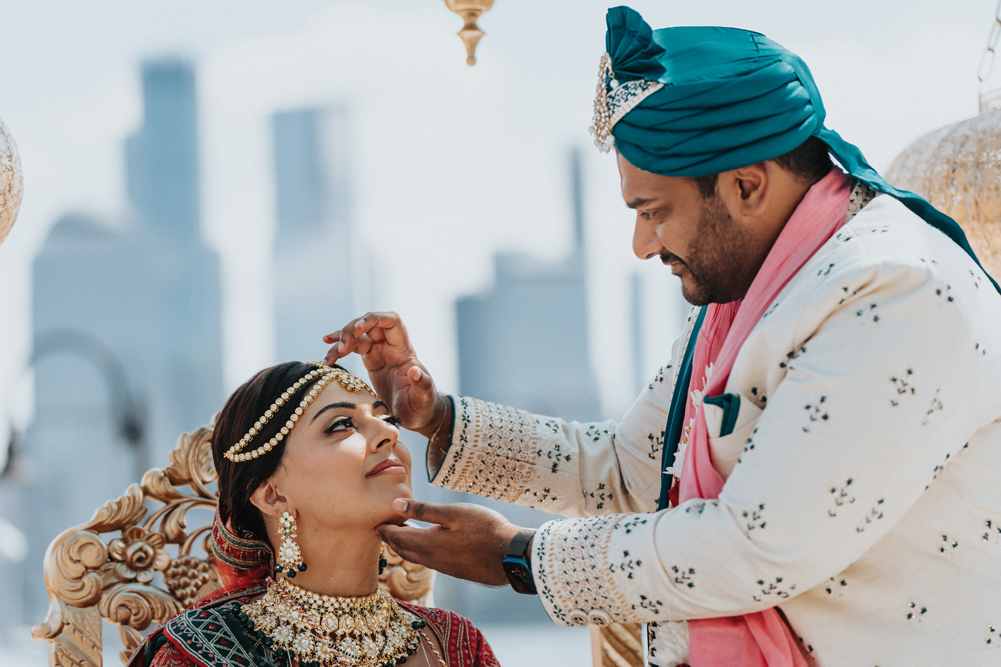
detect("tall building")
[271,107,367,365]
[0,58,224,628]
[443,148,601,623]
[126,60,201,241]
[456,148,600,421]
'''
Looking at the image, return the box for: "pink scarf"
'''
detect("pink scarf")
[679,169,852,666]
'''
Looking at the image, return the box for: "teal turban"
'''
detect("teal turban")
[598,6,1000,293]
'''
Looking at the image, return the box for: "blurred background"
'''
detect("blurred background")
[0,0,997,664]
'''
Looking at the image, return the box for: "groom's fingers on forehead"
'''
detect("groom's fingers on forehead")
[357,312,407,341]
[353,336,373,355]
[336,331,357,353]
[323,316,366,341]
[323,343,346,365]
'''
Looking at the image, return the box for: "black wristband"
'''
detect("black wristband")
[502,529,537,595]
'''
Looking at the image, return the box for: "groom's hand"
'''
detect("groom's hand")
[377,499,521,587]
[323,312,447,435]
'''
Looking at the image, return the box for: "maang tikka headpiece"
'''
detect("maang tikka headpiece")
[589,52,664,153]
[223,362,378,463]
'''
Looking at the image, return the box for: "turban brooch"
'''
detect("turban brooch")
[592,5,999,294]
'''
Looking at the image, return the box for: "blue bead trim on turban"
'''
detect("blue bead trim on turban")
[598,5,1000,294]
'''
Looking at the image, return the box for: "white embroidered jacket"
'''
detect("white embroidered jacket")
[430,194,1001,666]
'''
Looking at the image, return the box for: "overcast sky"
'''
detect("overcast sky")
[0,0,997,441]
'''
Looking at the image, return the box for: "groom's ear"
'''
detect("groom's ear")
[249,480,289,519]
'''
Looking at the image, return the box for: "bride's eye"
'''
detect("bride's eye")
[324,418,354,435]
[383,416,402,427]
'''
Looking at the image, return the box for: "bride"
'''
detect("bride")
[129,362,500,667]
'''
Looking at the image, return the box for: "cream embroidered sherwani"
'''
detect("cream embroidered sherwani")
[430,192,1001,666]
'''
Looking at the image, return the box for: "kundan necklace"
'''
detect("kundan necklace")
[239,577,436,667]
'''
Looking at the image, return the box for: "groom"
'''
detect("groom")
[326,7,1001,667]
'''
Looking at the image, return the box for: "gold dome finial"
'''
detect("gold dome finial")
[886,111,1001,278]
[0,115,23,249]
[978,1,1001,112]
[888,0,1001,280]
[444,0,495,66]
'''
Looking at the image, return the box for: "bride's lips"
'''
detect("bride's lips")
[366,457,408,478]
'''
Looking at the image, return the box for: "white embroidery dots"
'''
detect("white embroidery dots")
[588,610,612,626]
[856,498,886,533]
[824,577,848,595]
[855,302,880,323]
[779,337,811,370]
[438,397,569,503]
[587,482,614,510]
[535,515,631,626]
[646,430,664,461]
[649,364,670,390]
[752,576,796,602]
[828,479,856,517]
[742,504,766,532]
[669,565,696,588]
[934,284,955,303]
[906,602,927,621]
[922,389,944,426]
[890,369,917,407]
[983,519,1001,543]
[802,396,829,432]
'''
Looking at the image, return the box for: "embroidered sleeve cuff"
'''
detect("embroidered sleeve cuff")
[425,395,456,482]
[428,396,578,507]
[531,515,637,627]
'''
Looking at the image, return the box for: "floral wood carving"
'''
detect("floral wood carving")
[33,419,435,667]
[590,623,645,667]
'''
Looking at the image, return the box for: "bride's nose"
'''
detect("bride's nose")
[368,418,398,451]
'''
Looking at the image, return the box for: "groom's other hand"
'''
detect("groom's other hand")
[377,499,520,587]
[323,312,448,435]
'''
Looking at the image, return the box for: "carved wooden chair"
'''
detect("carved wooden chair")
[31,422,435,667]
[589,624,644,667]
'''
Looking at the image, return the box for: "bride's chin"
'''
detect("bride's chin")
[380,513,408,527]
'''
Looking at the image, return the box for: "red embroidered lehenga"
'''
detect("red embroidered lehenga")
[128,517,500,667]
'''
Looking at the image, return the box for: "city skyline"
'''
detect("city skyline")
[0,57,226,633]
[0,2,997,664]
[0,1,993,458]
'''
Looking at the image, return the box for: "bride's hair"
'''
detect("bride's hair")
[213,361,336,544]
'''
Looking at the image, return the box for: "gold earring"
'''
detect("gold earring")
[277,512,307,578]
[379,542,388,575]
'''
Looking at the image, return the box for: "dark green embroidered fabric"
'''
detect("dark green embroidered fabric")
[164,601,278,667]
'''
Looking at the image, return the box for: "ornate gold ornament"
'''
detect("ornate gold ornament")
[443,0,494,66]
[277,511,307,578]
[0,114,23,247]
[240,577,427,667]
[589,53,664,153]
[32,419,436,667]
[224,363,377,463]
[977,0,1001,112]
[886,4,1001,281]
[590,623,645,667]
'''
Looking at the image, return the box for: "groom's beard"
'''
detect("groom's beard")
[666,191,758,306]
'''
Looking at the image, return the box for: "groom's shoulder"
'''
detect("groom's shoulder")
[828,194,973,277]
[766,194,1001,350]
[797,195,987,304]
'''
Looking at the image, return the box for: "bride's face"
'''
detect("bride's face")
[270,380,413,535]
